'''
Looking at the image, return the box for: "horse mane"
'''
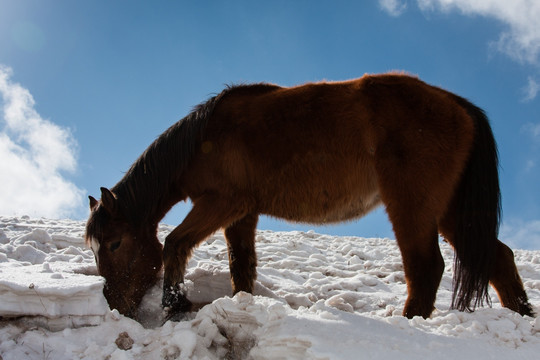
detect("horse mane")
[224,82,281,95]
[111,82,281,226]
[111,94,220,225]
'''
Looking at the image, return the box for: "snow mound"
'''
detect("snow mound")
[1,216,539,359]
[0,217,107,331]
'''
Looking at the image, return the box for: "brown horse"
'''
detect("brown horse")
[86,73,534,320]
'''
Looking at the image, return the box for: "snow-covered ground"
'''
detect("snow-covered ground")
[1,216,539,359]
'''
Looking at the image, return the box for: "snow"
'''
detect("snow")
[1,216,539,359]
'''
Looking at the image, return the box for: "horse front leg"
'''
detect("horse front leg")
[161,194,249,319]
[162,231,197,316]
[224,214,259,294]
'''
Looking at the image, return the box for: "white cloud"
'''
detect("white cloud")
[522,122,540,141]
[500,219,540,250]
[379,0,408,17]
[380,0,540,100]
[0,65,84,218]
[524,159,536,172]
[522,76,540,102]
[520,122,540,171]
[417,0,540,65]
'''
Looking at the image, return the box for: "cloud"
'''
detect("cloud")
[380,1,540,100]
[522,76,540,102]
[529,123,540,137]
[500,219,540,250]
[0,65,85,218]
[521,121,540,171]
[522,122,540,143]
[379,0,408,17]
[417,0,540,65]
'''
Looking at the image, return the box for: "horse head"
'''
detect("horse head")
[86,187,163,317]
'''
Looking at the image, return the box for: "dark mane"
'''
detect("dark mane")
[111,94,220,225]
[224,82,282,95]
[111,82,282,226]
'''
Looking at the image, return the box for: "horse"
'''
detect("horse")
[86,73,534,320]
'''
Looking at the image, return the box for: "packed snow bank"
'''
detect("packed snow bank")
[1,216,539,359]
[0,217,107,330]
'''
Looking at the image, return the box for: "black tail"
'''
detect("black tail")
[450,96,501,312]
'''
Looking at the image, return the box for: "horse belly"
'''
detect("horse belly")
[301,189,382,224]
[261,161,382,224]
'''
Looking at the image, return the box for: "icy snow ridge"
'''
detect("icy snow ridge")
[0,217,108,329]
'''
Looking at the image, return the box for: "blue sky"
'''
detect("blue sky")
[0,1,539,249]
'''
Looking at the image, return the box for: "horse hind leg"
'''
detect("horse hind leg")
[392,216,444,319]
[489,241,534,316]
[439,216,534,317]
[224,214,259,295]
[375,174,443,317]
[375,156,445,317]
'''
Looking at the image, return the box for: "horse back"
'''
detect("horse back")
[183,74,475,224]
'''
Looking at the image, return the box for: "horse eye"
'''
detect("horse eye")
[109,241,121,252]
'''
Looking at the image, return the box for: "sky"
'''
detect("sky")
[0,0,539,249]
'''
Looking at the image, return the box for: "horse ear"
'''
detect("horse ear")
[89,195,99,210]
[100,187,118,215]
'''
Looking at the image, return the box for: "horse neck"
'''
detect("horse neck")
[109,89,228,226]
[111,147,185,227]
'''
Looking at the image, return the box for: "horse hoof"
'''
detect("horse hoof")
[162,298,193,323]
[162,307,191,323]
[162,281,193,321]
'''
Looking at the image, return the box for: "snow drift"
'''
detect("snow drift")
[1,216,539,359]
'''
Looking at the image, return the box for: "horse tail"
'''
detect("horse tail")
[450,95,500,312]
